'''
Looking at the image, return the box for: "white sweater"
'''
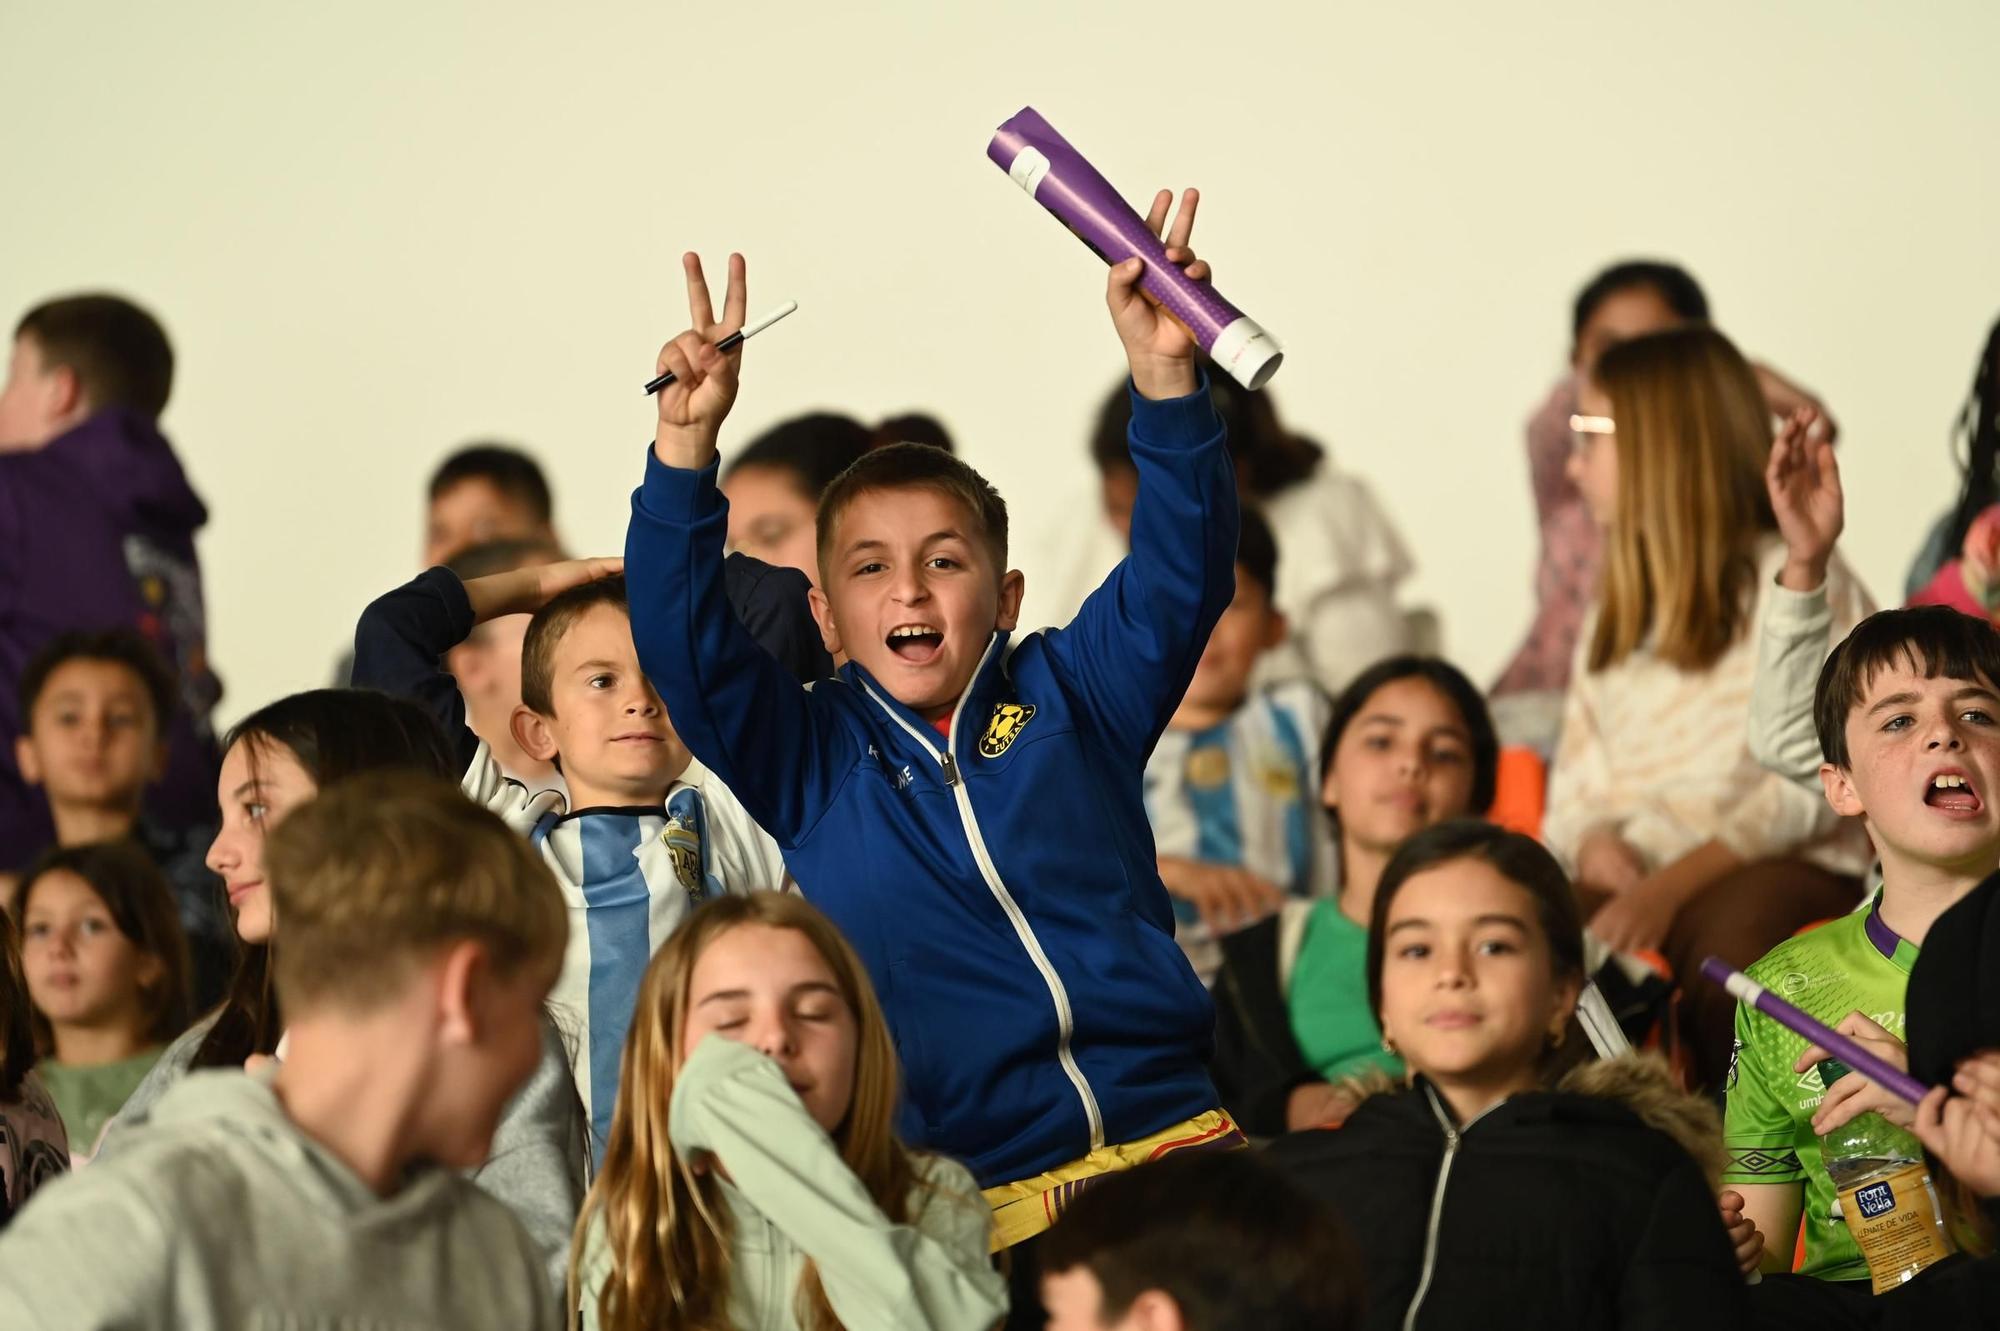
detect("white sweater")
[1544,539,1876,879]
[1035,464,1414,697]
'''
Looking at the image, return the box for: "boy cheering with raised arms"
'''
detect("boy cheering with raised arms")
[626,194,1243,1278]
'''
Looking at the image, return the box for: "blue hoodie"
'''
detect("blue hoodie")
[625,380,1237,1186]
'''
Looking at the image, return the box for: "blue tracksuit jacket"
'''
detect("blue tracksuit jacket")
[625,379,1238,1186]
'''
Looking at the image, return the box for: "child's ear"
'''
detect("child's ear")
[1550,971,1584,1040]
[54,363,83,415]
[38,362,85,428]
[808,585,844,658]
[435,939,488,1046]
[135,950,165,995]
[1820,762,1864,819]
[14,736,41,788]
[510,705,559,764]
[995,569,1027,633]
[1263,607,1289,650]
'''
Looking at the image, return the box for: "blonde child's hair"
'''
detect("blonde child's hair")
[261,773,566,1014]
[1587,324,1776,673]
[571,892,919,1331]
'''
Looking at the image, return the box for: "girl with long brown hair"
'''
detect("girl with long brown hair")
[571,891,1006,1331]
[1542,324,1876,1089]
[96,687,589,1302]
[12,842,190,1159]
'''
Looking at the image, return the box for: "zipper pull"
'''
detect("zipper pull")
[939,752,962,787]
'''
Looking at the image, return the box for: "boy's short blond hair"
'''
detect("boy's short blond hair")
[263,774,566,1014]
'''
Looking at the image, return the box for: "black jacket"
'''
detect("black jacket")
[1264,1079,1748,1331]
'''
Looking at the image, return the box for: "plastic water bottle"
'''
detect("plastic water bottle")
[1816,1059,1955,1293]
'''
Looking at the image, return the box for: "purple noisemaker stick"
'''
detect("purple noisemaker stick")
[1700,956,1930,1105]
[986,106,1283,391]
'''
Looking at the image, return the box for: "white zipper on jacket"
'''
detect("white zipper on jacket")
[859,640,1108,1150]
[1402,1084,1503,1331]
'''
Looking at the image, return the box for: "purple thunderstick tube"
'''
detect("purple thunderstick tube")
[1701,956,1930,1105]
[987,106,1283,391]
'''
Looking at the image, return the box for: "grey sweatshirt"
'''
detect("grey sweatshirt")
[579,1036,1007,1331]
[102,1009,588,1298]
[0,1068,558,1329]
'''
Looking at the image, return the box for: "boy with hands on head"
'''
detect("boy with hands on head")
[351,552,788,1160]
[627,191,1247,1263]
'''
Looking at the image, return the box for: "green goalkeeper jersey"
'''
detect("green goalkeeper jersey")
[1721,895,1917,1283]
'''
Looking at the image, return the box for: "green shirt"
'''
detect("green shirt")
[1287,899,1403,1084]
[1721,899,1918,1283]
[38,1048,165,1158]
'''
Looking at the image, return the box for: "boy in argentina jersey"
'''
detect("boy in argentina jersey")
[1724,605,2000,1296]
[352,559,789,1160]
[1143,508,1335,984]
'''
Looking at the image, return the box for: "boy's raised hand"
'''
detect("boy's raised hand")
[1107,188,1207,401]
[653,252,749,470]
[528,557,625,605]
[463,557,624,623]
[1766,406,1843,592]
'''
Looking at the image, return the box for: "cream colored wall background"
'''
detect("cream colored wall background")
[2,1,1996,729]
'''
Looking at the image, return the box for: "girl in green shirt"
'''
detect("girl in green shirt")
[12,842,190,1160]
[1213,656,1499,1135]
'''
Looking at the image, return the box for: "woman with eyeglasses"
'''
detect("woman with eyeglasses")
[1541,323,1876,1092]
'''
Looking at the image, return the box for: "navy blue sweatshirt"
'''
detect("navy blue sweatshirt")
[624,379,1238,1186]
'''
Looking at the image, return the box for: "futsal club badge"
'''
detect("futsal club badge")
[979,702,1036,757]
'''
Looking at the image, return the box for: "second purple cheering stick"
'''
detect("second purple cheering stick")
[1700,956,1930,1105]
[987,107,1283,392]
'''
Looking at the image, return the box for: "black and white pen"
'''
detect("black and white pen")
[643,300,800,395]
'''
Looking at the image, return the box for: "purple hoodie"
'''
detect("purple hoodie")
[0,409,222,857]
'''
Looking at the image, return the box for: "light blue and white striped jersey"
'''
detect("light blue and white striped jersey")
[1143,680,1338,984]
[463,742,789,1160]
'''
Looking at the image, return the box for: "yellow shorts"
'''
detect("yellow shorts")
[980,1109,1245,1251]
